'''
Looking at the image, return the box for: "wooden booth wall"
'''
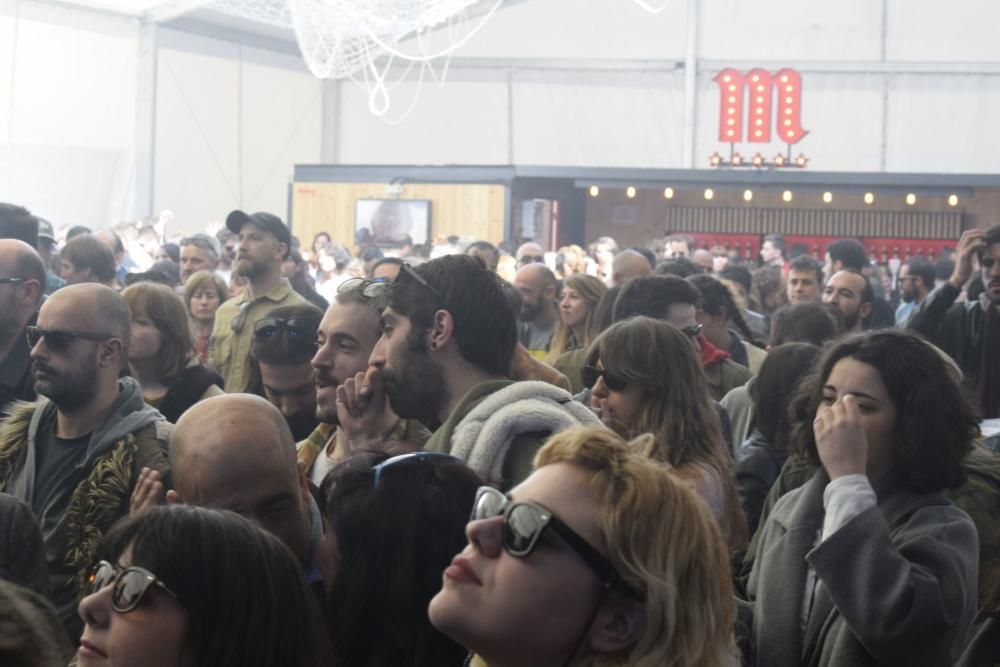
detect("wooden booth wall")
[291,182,507,249]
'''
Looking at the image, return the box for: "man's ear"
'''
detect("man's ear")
[588,596,645,654]
[429,309,455,351]
[19,279,42,308]
[98,337,125,368]
[543,283,557,301]
[860,301,873,321]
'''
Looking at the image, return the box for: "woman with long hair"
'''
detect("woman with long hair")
[182,270,228,364]
[748,330,979,666]
[122,282,223,422]
[76,504,331,666]
[585,316,747,550]
[545,274,607,393]
[429,426,739,667]
[320,448,483,667]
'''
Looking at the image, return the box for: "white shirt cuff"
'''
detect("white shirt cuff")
[822,474,877,540]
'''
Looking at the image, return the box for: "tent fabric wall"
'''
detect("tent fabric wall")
[0,0,138,229]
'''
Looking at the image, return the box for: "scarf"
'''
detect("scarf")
[699,334,731,369]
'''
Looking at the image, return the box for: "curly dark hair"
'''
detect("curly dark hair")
[790,330,979,492]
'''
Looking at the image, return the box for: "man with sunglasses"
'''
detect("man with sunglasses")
[249,302,323,441]
[614,274,752,402]
[909,224,1000,418]
[0,283,171,639]
[365,255,599,489]
[209,210,305,393]
[0,240,46,415]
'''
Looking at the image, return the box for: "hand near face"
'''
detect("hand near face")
[336,366,396,453]
[949,228,987,288]
[814,394,868,480]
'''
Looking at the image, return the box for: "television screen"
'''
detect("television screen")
[355,199,431,247]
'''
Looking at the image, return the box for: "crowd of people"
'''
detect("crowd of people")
[0,199,999,666]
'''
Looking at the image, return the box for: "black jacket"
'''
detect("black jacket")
[734,428,785,536]
[906,282,986,390]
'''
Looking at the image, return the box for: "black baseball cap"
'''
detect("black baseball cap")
[225,210,292,250]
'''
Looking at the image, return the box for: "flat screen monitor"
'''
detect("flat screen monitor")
[355,199,431,247]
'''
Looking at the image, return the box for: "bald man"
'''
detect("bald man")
[0,239,46,414]
[0,283,171,638]
[143,394,321,589]
[611,249,652,287]
[514,263,560,357]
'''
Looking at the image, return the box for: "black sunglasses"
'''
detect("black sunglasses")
[398,262,445,302]
[518,255,545,265]
[25,326,114,353]
[581,365,629,392]
[0,277,24,286]
[86,560,178,613]
[681,323,704,338]
[472,486,625,590]
[372,451,462,487]
[253,317,315,339]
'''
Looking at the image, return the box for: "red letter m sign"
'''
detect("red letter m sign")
[713,68,808,145]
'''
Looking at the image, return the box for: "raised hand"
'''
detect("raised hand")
[949,228,987,289]
[813,394,868,480]
[129,467,165,517]
[335,366,396,453]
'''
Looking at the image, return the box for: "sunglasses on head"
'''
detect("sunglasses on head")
[581,365,629,392]
[471,486,625,590]
[337,276,389,300]
[371,451,462,487]
[398,262,445,302]
[86,560,178,613]
[253,317,314,339]
[519,255,545,265]
[25,326,114,353]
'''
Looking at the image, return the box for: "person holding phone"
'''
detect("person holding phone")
[747,330,980,666]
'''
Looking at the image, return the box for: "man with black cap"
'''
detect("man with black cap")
[209,210,305,393]
[36,218,66,295]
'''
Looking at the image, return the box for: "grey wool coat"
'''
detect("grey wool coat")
[747,469,979,667]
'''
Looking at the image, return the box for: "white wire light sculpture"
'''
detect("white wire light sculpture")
[206,0,672,122]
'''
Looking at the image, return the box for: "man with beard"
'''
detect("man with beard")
[209,210,305,392]
[361,255,599,489]
[514,263,559,358]
[0,283,171,639]
[894,256,935,327]
[0,240,46,415]
[909,225,1000,418]
[248,302,323,442]
[822,269,873,333]
[299,279,429,486]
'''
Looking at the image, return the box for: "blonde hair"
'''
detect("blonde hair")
[546,274,607,360]
[535,427,738,667]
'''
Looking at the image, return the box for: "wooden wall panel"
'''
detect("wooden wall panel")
[291,181,507,250]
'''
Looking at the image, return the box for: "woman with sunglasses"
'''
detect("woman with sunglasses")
[319,447,483,667]
[121,282,223,423]
[585,316,747,550]
[77,504,331,666]
[545,274,607,394]
[182,269,228,363]
[747,330,979,666]
[429,426,739,667]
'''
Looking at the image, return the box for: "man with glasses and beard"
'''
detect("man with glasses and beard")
[0,283,171,639]
[299,278,429,486]
[344,255,598,490]
[209,210,305,393]
[0,240,46,415]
